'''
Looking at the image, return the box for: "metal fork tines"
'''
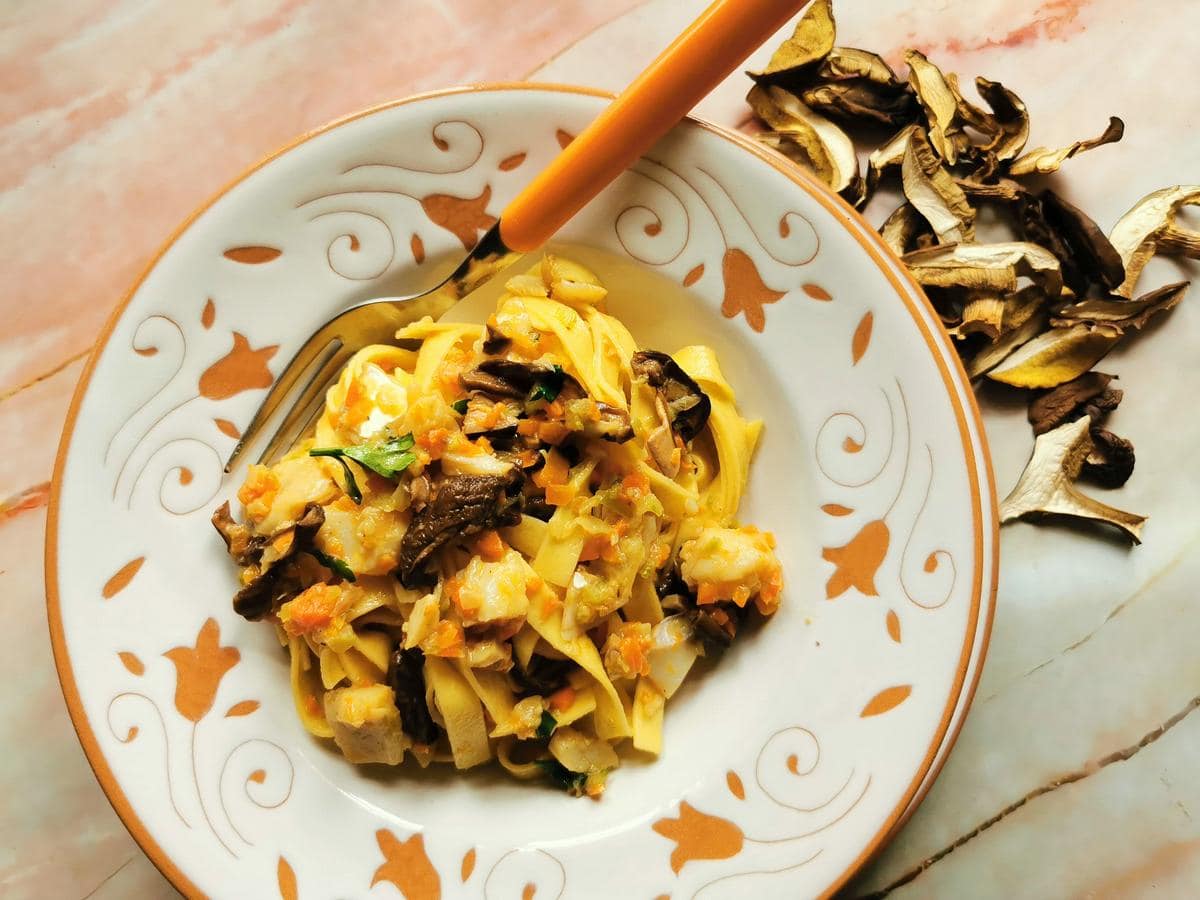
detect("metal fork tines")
[223,225,520,473]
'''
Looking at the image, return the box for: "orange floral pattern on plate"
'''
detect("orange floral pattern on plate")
[199,333,278,400]
[652,802,744,874]
[162,618,239,723]
[822,520,890,599]
[372,830,441,900]
[720,248,785,333]
[420,187,496,249]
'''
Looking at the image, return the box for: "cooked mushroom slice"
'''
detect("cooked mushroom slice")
[229,502,326,620]
[631,350,712,443]
[482,324,511,355]
[389,647,440,745]
[212,501,266,565]
[397,471,525,586]
[512,653,575,696]
[460,358,578,403]
[459,366,526,399]
[568,400,633,443]
[462,396,523,438]
[645,395,681,477]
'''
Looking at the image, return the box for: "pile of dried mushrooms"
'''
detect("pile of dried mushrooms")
[748,0,1198,543]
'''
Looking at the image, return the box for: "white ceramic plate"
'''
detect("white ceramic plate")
[48,85,997,899]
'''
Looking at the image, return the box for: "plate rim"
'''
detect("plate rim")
[44,81,999,899]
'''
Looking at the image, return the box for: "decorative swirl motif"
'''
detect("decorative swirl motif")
[900,445,958,610]
[616,163,693,265]
[307,210,396,280]
[755,727,854,815]
[218,738,295,847]
[484,849,566,900]
[343,120,484,176]
[694,851,824,900]
[107,692,189,828]
[104,315,186,465]
[814,387,895,489]
[126,437,223,514]
[693,165,819,267]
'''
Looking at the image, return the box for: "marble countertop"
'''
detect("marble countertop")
[4,0,1198,897]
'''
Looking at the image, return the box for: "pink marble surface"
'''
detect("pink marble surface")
[10,0,1200,898]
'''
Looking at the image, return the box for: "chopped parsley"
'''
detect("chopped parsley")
[309,548,356,583]
[536,710,557,740]
[535,759,586,794]
[528,365,565,403]
[451,398,469,415]
[309,433,417,504]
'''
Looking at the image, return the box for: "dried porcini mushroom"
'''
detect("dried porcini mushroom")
[748,0,835,84]
[901,127,975,243]
[905,50,962,164]
[1040,191,1125,292]
[749,0,1191,544]
[987,324,1120,389]
[1051,281,1189,332]
[1158,222,1200,258]
[1083,428,1136,488]
[819,47,898,85]
[800,80,916,127]
[1108,185,1200,297]
[1000,417,1146,543]
[903,242,1063,298]
[1008,116,1124,176]
[749,85,861,198]
[1028,371,1119,435]
[879,202,933,256]
[974,77,1029,162]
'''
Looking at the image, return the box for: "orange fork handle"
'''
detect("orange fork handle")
[499,0,810,253]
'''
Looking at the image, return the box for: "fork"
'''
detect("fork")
[226,0,811,473]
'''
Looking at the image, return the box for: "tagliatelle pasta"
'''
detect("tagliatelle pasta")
[212,255,783,797]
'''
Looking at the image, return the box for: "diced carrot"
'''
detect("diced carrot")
[517,419,540,437]
[613,520,629,537]
[545,400,565,419]
[545,483,576,506]
[620,471,650,501]
[474,436,495,455]
[482,402,503,430]
[599,539,622,564]
[281,584,341,636]
[548,686,576,713]
[697,582,721,606]
[732,585,752,607]
[533,449,569,489]
[303,694,321,716]
[540,591,562,617]
[427,621,465,657]
[455,586,482,615]
[237,465,279,520]
[474,530,505,562]
[417,427,450,459]
[538,421,570,444]
[525,573,545,595]
[578,534,607,562]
